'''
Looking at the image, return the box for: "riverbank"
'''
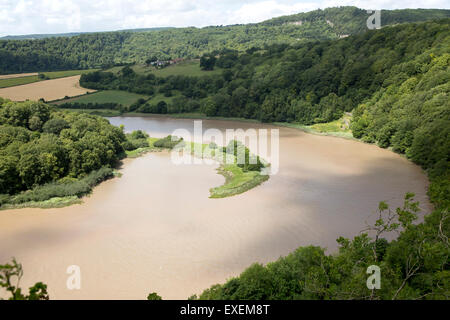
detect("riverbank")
[0,167,120,210]
[0,133,270,210]
[60,109,353,139]
[122,112,354,139]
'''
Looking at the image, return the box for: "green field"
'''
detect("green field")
[152,60,223,77]
[146,92,182,105]
[58,90,148,107]
[42,69,99,79]
[106,60,222,78]
[0,75,39,88]
[0,69,98,89]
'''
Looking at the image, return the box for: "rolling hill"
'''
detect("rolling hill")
[0,6,449,74]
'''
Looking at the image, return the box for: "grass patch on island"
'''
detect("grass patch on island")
[186,140,270,198]
[210,164,269,198]
[125,135,270,198]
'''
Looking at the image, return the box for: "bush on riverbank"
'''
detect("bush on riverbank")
[0,99,154,208]
[153,135,184,149]
[224,140,264,172]
[1,167,114,208]
[123,130,150,151]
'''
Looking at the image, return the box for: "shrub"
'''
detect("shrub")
[6,167,114,205]
[153,135,184,149]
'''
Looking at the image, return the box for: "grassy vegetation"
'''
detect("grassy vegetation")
[106,60,223,78]
[0,75,39,88]
[62,108,123,117]
[146,92,182,105]
[58,90,148,107]
[124,136,270,198]
[275,114,354,139]
[186,141,269,198]
[0,167,115,210]
[125,137,162,158]
[0,69,98,89]
[152,60,223,78]
[0,196,82,210]
[42,69,99,79]
[210,164,269,198]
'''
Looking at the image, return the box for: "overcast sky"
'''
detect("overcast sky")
[0,0,449,37]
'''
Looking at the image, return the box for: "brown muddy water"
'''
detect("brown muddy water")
[0,116,432,299]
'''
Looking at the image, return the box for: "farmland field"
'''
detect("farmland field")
[106,60,222,78]
[55,90,149,107]
[43,69,99,79]
[0,75,96,101]
[0,69,98,89]
[145,92,182,105]
[153,60,222,77]
[0,75,40,88]
[0,72,38,79]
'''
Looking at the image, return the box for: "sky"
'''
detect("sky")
[0,0,449,37]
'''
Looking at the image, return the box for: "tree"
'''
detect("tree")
[42,118,69,135]
[0,258,49,300]
[156,101,168,114]
[147,292,162,300]
[200,54,217,71]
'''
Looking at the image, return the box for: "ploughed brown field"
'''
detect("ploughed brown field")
[0,72,38,80]
[0,75,96,101]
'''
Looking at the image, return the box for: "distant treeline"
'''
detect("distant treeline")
[1,7,449,74]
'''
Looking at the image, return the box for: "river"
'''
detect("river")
[0,116,431,299]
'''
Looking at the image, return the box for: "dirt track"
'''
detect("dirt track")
[0,75,96,101]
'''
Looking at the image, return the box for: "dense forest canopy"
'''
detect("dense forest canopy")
[0,27,174,40]
[1,7,449,74]
[0,98,152,208]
